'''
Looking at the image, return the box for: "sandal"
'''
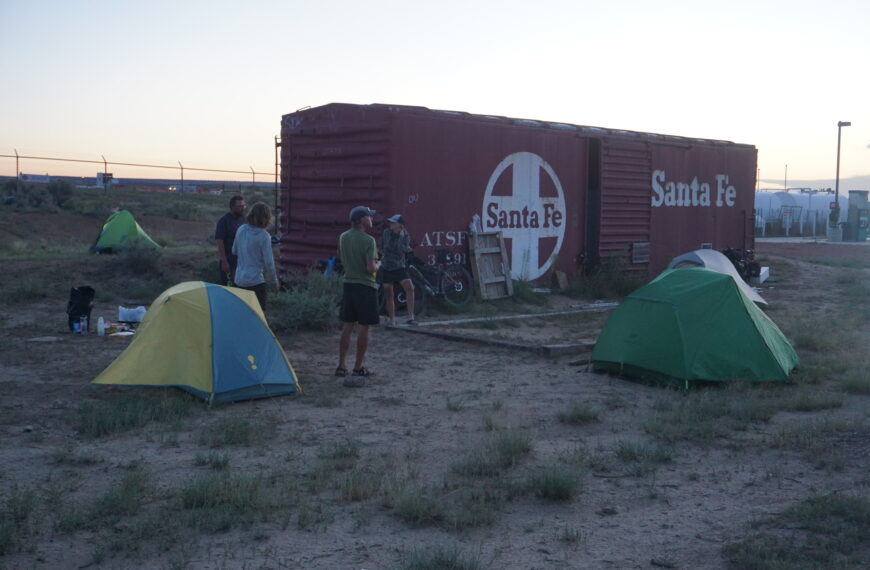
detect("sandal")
[352,367,373,377]
[406,319,419,326]
[334,366,348,377]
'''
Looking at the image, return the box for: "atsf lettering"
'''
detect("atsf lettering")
[651,170,737,208]
[485,203,563,229]
[418,230,467,248]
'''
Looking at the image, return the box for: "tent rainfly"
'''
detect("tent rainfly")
[91,210,160,253]
[591,267,798,386]
[93,282,300,403]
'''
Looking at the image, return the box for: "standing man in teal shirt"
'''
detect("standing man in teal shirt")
[336,206,380,382]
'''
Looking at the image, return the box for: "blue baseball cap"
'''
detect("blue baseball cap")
[349,206,376,222]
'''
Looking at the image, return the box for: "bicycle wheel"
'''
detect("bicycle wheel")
[440,265,474,307]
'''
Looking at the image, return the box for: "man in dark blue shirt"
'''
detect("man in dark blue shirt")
[214,195,246,286]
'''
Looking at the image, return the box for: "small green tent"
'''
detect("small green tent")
[591,267,798,386]
[91,210,160,253]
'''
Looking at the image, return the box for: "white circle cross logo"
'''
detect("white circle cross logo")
[482,152,567,280]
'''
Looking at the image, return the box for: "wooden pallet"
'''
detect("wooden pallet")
[468,231,513,300]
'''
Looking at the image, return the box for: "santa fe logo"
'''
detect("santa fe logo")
[482,152,567,281]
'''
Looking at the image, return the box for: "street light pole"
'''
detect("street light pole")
[835,121,851,205]
[829,121,851,240]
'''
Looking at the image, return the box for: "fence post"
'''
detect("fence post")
[178,161,184,198]
[274,135,280,235]
[101,155,108,194]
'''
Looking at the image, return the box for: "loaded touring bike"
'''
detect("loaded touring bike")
[378,249,474,316]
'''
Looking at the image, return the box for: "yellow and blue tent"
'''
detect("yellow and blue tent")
[93,281,300,403]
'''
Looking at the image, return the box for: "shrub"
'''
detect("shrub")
[77,393,197,438]
[444,488,501,529]
[339,467,381,502]
[644,387,777,444]
[269,271,342,332]
[3,181,57,211]
[527,466,582,501]
[565,256,646,299]
[840,371,870,394]
[558,402,600,425]
[91,467,151,519]
[615,440,674,464]
[194,451,230,471]
[162,200,203,221]
[6,278,50,302]
[384,480,444,527]
[6,485,36,525]
[0,516,14,555]
[398,544,482,570]
[116,244,162,276]
[722,494,870,569]
[199,416,273,448]
[47,180,75,206]
[454,429,532,476]
[178,472,270,534]
[181,473,265,511]
[512,280,547,305]
[154,235,176,247]
[0,178,75,210]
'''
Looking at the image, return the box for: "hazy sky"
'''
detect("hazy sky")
[1,0,868,186]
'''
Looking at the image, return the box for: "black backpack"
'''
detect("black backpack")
[67,286,95,332]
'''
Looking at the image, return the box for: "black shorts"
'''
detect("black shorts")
[340,283,379,325]
[381,267,409,284]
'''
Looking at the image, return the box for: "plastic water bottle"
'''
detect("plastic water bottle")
[97,316,105,337]
[79,315,88,335]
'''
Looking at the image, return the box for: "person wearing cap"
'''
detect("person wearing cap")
[381,214,416,326]
[336,206,380,380]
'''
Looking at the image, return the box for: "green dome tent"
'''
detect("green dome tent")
[591,267,798,386]
[90,210,160,253]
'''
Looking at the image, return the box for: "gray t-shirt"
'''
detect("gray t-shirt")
[232,224,278,288]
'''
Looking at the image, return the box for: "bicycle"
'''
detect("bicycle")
[378,249,475,316]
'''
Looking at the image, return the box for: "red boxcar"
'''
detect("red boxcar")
[279,103,756,281]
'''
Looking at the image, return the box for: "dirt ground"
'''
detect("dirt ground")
[1,213,868,569]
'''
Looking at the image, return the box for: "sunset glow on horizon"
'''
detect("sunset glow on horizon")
[2,0,868,188]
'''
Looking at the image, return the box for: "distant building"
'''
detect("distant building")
[18,173,50,184]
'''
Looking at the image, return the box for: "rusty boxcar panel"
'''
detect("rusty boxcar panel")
[279,103,756,280]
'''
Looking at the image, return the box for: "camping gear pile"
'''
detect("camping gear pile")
[67,286,95,333]
[93,281,299,403]
[590,264,798,387]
